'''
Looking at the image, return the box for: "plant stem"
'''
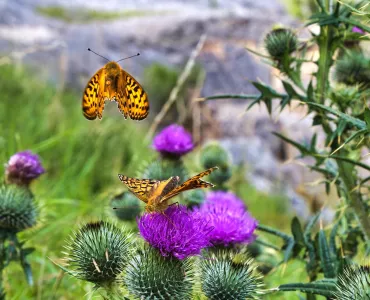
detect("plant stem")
[336,157,370,244]
[257,224,292,241]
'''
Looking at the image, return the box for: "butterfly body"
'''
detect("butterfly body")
[82,61,149,120]
[118,167,218,213]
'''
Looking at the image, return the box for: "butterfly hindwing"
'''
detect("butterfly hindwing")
[118,174,159,203]
[159,167,218,203]
[82,68,107,120]
[121,69,149,120]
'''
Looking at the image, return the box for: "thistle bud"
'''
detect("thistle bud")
[200,250,264,299]
[334,53,370,86]
[200,143,230,170]
[141,160,188,181]
[334,264,370,300]
[0,184,38,233]
[110,192,141,221]
[124,247,194,299]
[264,28,298,60]
[64,221,132,286]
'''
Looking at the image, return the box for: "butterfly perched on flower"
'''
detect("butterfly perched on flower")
[82,49,149,120]
[118,167,218,212]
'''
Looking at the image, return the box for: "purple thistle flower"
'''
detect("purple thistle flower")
[352,26,365,34]
[152,124,194,157]
[138,205,213,260]
[196,191,258,246]
[5,150,45,185]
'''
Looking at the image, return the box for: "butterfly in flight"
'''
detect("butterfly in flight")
[82,48,149,120]
[118,167,218,213]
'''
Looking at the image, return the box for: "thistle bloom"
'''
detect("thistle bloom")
[152,124,194,157]
[5,151,45,185]
[352,26,365,34]
[138,205,212,260]
[196,191,258,246]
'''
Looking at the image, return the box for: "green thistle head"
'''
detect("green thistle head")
[200,144,232,186]
[334,264,370,299]
[334,53,370,86]
[65,221,132,286]
[140,160,188,181]
[200,250,263,300]
[185,189,206,208]
[124,247,195,299]
[110,192,142,221]
[200,143,230,170]
[0,184,38,233]
[264,28,298,60]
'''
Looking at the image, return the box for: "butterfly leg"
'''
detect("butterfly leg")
[161,211,177,228]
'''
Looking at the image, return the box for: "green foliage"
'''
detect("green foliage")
[200,249,263,300]
[36,6,161,23]
[124,247,195,299]
[64,221,132,285]
[0,185,38,233]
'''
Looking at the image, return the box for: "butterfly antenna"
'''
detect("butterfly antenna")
[87,48,110,61]
[116,53,140,63]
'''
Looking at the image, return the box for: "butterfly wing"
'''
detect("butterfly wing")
[116,69,149,120]
[118,174,159,203]
[82,68,108,120]
[159,167,218,203]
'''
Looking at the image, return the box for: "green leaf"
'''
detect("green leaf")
[330,155,370,172]
[307,80,314,101]
[252,81,284,98]
[330,129,368,155]
[282,80,306,101]
[277,279,337,297]
[306,102,367,130]
[318,228,337,278]
[329,222,339,256]
[364,108,370,131]
[273,132,310,156]
[203,94,259,101]
[291,217,305,245]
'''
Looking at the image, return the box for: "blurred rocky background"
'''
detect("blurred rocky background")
[0,0,335,220]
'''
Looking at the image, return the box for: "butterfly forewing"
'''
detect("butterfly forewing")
[118,174,159,203]
[82,68,107,120]
[159,167,218,203]
[121,70,149,120]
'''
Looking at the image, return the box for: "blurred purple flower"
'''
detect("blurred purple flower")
[138,205,212,260]
[5,150,45,185]
[352,27,365,34]
[152,124,194,157]
[196,191,258,246]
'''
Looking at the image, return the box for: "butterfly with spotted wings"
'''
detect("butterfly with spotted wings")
[82,49,149,120]
[118,167,218,213]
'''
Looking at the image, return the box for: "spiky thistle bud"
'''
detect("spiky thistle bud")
[5,150,45,186]
[124,247,195,299]
[64,221,132,286]
[185,189,206,208]
[334,264,370,299]
[0,184,38,233]
[110,192,141,221]
[200,143,230,170]
[140,160,188,181]
[264,28,298,60]
[334,53,370,86]
[200,250,264,299]
[200,143,232,186]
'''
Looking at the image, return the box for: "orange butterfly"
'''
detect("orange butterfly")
[118,167,218,213]
[82,49,149,120]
